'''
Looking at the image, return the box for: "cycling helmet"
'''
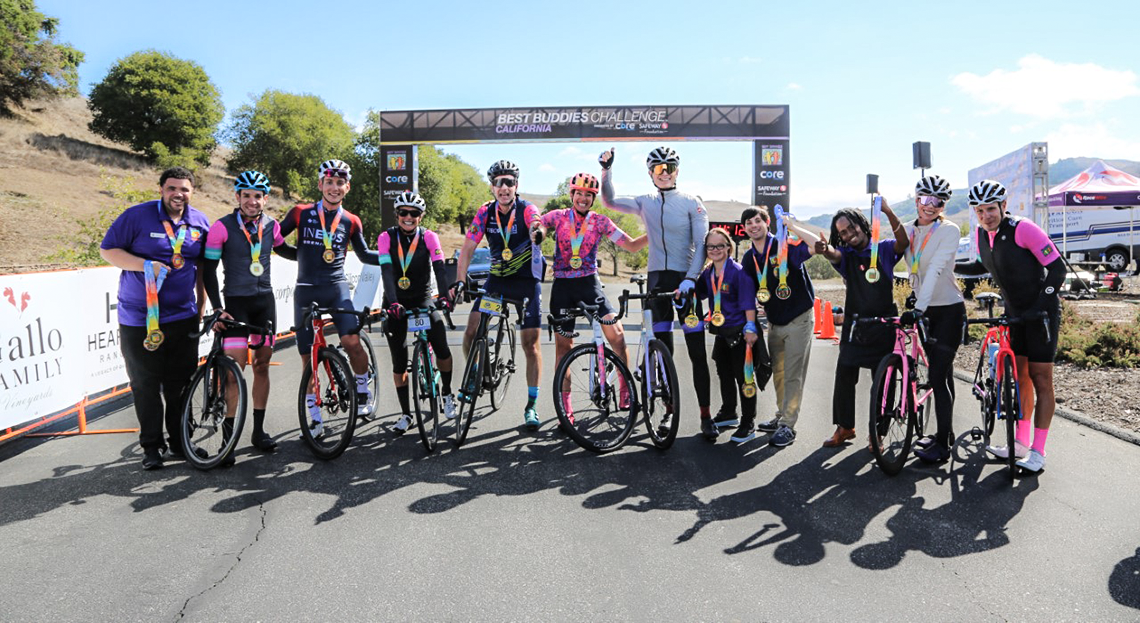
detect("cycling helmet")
[234,170,271,194]
[318,159,352,180]
[914,175,952,201]
[487,160,520,181]
[968,179,1007,206]
[569,172,599,195]
[393,191,427,212]
[646,146,680,168]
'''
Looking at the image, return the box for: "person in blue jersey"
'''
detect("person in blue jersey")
[277,159,381,433]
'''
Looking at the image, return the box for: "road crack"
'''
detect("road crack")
[174,501,267,621]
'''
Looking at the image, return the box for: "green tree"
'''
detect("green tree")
[225,90,356,201]
[0,0,84,114]
[87,50,222,165]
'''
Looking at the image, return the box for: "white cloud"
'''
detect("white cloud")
[538,163,556,172]
[785,82,802,91]
[952,54,1140,119]
[1045,122,1140,160]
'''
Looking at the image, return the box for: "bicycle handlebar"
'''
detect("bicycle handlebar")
[964,311,1051,343]
[547,300,621,340]
[848,314,931,345]
[464,285,528,316]
[193,310,273,339]
[292,303,375,333]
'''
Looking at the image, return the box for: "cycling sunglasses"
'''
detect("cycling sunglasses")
[492,177,517,188]
[651,163,678,175]
[918,195,945,208]
[397,209,423,218]
[323,169,350,180]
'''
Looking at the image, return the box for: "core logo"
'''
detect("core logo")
[386,176,410,184]
[760,170,785,180]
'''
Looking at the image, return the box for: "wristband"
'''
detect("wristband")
[744,321,757,334]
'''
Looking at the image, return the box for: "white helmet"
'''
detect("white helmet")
[915,175,952,201]
[968,179,1007,207]
[646,146,680,168]
[318,159,352,180]
[393,191,427,212]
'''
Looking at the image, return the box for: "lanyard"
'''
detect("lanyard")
[569,209,590,259]
[866,195,882,283]
[908,220,941,276]
[143,260,169,351]
[743,345,756,396]
[317,202,344,253]
[162,220,187,268]
[240,214,264,260]
[709,263,727,321]
[494,204,516,250]
[397,228,421,281]
[774,205,791,298]
[754,236,773,292]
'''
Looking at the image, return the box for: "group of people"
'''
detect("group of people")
[99,146,1062,476]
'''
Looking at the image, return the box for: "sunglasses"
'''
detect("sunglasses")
[651,163,678,175]
[323,169,350,180]
[492,177,517,188]
[397,209,423,218]
[706,244,729,251]
[918,195,945,208]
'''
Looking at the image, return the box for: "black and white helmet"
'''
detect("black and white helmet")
[915,175,952,201]
[393,191,427,212]
[318,159,352,180]
[487,160,520,182]
[968,179,1007,207]
[646,146,680,168]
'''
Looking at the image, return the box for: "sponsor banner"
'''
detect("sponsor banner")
[1049,191,1140,208]
[380,145,418,230]
[380,105,789,144]
[753,140,790,209]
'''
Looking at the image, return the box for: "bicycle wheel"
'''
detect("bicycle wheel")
[342,331,380,418]
[181,355,246,470]
[642,339,680,449]
[489,319,517,412]
[411,341,440,453]
[298,347,358,460]
[869,354,915,476]
[553,343,637,453]
[455,338,486,446]
[999,354,1021,478]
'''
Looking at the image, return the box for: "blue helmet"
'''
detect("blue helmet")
[234,170,271,194]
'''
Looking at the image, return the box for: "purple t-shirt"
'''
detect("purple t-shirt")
[540,209,627,279]
[696,258,757,329]
[101,200,211,326]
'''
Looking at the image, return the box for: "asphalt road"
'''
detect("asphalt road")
[2,291,1139,621]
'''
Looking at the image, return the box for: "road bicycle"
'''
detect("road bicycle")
[548,300,637,453]
[853,313,933,476]
[616,275,682,449]
[454,285,521,446]
[402,299,455,453]
[295,302,376,460]
[179,311,272,470]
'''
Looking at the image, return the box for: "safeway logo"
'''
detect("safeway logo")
[3,287,31,316]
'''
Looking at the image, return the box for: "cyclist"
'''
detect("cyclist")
[741,205,821,448]
[450,160,546,430]
[376,191,457,435]
[598,146,713,437]
[202,170,294,462]
[971,179,1064,474]
[903,175,966,464]
[278,159,381,432]
[99,167,212,470]
[815,200,909,448]
[541,172,647,419]
[694,228,770,443]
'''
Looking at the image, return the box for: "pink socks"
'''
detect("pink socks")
[1016,418,1032,447]
[1031,427,1049,455]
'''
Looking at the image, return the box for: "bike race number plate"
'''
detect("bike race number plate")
[478,295,503,317]
[408,314,431,332]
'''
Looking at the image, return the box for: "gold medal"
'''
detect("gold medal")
[171,254,184,269]
[398,276,411,290]
[569,256,583,269]
[776,285,791,300]
[323,249,336,263]
[684,314,700,329]
[501,248,513,262]
[865,267,880,283]
[145,328,164,351]
[742,384,757,398]
[250,262,264,276]
[711,312,725,327]
[758,289,771,303]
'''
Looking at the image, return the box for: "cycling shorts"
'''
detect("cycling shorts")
[549,276,614,335]
[1009,307,1060,364]
[222,293,277,351]
[478,276,541,330]
[293,283,359,353]
[384,305,451,374]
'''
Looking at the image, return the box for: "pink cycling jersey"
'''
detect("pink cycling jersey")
[540,209,628,279]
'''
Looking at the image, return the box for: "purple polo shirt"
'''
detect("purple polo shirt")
[101,200,211,326]
[696,258,757,329]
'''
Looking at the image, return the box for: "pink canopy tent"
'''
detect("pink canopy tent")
[1047,160,1139,269]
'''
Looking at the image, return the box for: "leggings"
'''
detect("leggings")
[924,302,966,446]
[384,313,452,374]
[711,333,757,420]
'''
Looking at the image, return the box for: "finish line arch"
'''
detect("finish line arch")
[376,105,789,230]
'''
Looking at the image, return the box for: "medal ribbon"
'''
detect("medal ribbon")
[774,204,790,293]
[908,220,940,276]
[317,202,344,255]
[494,204,516,258]
[868,195,883,272]
[709,263,727,320]
[144,260,169,337]
[753,235,773,291]
[397,227,421,282]
[240,214,264,264]
[569,209,590,261]
[162,220,187,261]
[744,343,756,388]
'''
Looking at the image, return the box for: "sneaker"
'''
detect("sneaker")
[164,445,208,461]
[730,420,756,443]
[251,430,277,452]
[306,418,324,440]
[442,394,457,420]
[656,411,674,436]
[357,392,374,418]
[701,417,718,441]
[914,435,935,450]
[770,425,797,448]
[756,417,781,433]
[915,442,951,464]
[394,413,413,435]
[524,407,540,431]
[713,409,739,429]
[141,447,164,470]
[1015,449,1046,473]
[986,441,1029,460]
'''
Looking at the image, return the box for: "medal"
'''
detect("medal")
[568,209,590,271]
[773,205,792,298]
[145,329,164,351]
[758,289,771,303]
[171,253,184,269]
[240,213,265,276]
[494,204,516,264]
[398,276,411,290]
[142,260,169,353]
[711,311,725,327]
[865,267,880,283]
[396,227,421,289]
[742,344,757,397]
[323,249,335,263]
[709,262,727,328]
[908,220,940,281]
[250,261,264,276]
[742,384,757,398]
[776,285,791,300]
[501,247,513,262]
[317,202,344,265]
[752,240,773,306]
[162,219,188,270]
[866,195,883,284]
[569,256,583,269]
[684,314,700,328]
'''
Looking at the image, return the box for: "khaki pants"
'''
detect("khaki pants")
[768,308,814,429]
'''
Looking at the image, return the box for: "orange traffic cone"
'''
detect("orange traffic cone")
[813,298,822,334]
[817,300,838,340]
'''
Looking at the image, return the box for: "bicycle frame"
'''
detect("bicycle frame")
[620,280,676,410]
[549,303,620,406]
[303,303,373,408]
[853,315,933,427]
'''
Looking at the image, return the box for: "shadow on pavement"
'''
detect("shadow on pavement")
[1109,547,1140,610]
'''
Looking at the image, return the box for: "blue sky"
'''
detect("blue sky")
[39,0,1140,217]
